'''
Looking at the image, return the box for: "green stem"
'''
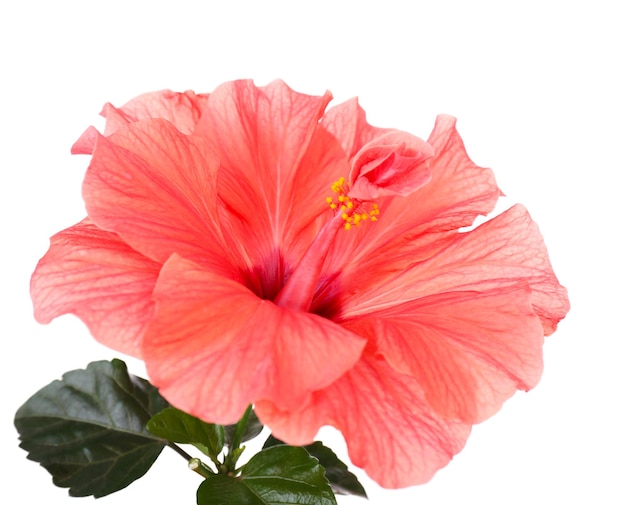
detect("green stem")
[189,458,215,479]
[167,441,194,461]
[167,442,215,478]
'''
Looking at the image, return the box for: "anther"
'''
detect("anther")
[326,176,381,231]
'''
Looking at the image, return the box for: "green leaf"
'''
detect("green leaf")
[14,359,169,497]
[198,474,262,504]
[264,435,367,498]
[223,407,264,445]
[301,442,367,498]
[147,407,225,459]
[197,445,337,505]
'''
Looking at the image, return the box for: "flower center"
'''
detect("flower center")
[274,176,380,312]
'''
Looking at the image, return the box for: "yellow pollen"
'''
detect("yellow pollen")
[326,176,381,230]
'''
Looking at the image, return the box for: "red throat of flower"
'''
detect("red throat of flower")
[274,177,379,312]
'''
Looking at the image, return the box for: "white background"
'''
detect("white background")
[1,1,623,503]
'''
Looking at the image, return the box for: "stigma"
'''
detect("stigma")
[326,177,381,230]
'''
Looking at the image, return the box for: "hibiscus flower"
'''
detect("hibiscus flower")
[31,80,569,488]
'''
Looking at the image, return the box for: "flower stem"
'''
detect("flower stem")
[167,442,215,478]
[167,441,194,461]
[188,458,215,479]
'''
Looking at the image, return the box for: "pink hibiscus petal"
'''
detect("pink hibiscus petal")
[82,118,233,275]
[142,254,366,424]
[321,97,394,158]
[198,80,334,229]
[419,114,502,232]
[102,89,209,136]
[257,353,470,488]
[30,219,160,356]
[350,286,544,423]
[71,90,208,154]
[343,204,569,335]
[195,80,349,295]
[71,126,99,155]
